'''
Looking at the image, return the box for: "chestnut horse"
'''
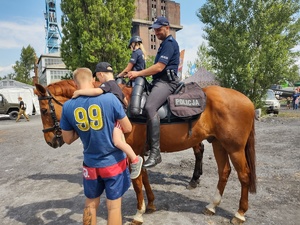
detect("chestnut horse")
[34,79,256,225]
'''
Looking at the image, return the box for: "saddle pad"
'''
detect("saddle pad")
[168,82,206,118]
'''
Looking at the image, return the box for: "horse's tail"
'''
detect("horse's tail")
[245,119,257,193]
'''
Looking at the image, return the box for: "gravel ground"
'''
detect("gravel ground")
[0,109,299,225]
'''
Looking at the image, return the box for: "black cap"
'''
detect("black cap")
[149,16,169,29]
[93,62,113,76]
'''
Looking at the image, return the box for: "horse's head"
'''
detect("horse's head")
[34,80,76,148]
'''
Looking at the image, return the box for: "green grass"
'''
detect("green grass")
[278,111,300,118]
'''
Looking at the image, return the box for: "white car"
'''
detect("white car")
[263,89,280,114]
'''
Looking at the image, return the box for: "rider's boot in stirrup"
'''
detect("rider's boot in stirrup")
[143,114,162,168]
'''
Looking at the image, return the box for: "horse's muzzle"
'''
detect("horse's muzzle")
[47,136,64,148]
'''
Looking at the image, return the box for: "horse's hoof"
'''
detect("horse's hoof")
[132,219,143,225]
[146,206,156,214]
[124,220,143,225]
[187,179,200,189]
[203,207,215,216]
[231,217,245,225]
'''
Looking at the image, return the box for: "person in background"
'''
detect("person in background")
[72,62,143,180]
[61,68,131,225]
[291,89,300,110]
[126,16,180,168]
[16,96,29,122]
[118,36,146,77]
[286,97,291,109]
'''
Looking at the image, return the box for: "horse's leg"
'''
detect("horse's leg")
[142,169,156,213]
[204,140,231,215]
[228,151,251,224]
[129,168,156,225]
[130,171,146,225]
[187,142,204,189]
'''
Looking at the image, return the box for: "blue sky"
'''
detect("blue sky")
[0,0,206,78]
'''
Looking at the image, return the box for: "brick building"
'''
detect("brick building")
[132,0,182,58]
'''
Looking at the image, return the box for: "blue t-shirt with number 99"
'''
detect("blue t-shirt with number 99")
[60,93,126,168]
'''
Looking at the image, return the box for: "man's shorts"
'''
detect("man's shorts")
[83,159,130,200]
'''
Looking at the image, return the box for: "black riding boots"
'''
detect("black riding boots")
[143,114,162,168]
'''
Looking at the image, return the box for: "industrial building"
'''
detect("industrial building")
[37,0,182,86]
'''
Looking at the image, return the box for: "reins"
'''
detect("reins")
[38,89,63,138]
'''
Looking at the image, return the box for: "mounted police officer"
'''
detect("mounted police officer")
[126,17,180,168]
[118,36,146,76]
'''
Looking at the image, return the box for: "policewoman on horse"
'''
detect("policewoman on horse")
[118,35,147,77]
[126,16,180,168]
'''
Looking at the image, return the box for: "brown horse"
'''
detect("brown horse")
[34,79,256,225]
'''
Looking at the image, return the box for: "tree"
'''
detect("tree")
[60,0,136,73]
[61,71,73,80]
[12,45,36,84]
[0,73,16,80]
[187,43,215,74]
[198,0,300,107]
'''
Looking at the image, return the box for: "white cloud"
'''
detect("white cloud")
[1,21,44,48]
[177,23,206,75]
[0,20,45,52]
[0,19,45,77]
[0,64,14,77]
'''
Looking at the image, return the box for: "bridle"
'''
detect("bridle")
[38,89,64,138]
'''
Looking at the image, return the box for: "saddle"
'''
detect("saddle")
[119,77,206,125]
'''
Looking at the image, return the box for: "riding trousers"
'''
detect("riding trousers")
[144,79,178,119]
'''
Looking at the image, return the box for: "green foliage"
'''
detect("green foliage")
[0,73,16,80]
[198,0,300,108]
[187,43,215,74]
[12,45,36,85]
[60,0,135,73]
[146,55,155,69]
[61,71,73,80]
[145,55,155,82]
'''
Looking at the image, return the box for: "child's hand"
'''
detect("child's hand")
[72,90,80,98]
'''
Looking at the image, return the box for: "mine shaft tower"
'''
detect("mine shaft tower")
[44,0,62,53]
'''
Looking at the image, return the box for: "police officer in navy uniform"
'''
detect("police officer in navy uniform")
[126,17,180,168]
[118,36,146,77]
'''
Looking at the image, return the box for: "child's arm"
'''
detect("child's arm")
[72,88,104,98]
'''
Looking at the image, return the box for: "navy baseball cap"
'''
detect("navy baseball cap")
[93,62,113,76]
[149,16,170,29]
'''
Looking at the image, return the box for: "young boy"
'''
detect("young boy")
[73,62,143,179]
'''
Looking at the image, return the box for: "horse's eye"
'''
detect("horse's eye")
[41,108,47,115]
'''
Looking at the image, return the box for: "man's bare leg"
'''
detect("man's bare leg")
[106,197,122,225]
[83,197,100,225]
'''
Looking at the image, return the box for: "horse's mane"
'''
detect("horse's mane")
[45,79,132,101]
[47,80,77,98]
[118,83,133,102]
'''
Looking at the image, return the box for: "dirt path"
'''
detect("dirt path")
[0,110,299,225]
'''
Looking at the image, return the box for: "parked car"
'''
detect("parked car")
[263,89,280,114]
[0,93,19,120]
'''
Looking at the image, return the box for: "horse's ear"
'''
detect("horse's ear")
[34,83,46,96]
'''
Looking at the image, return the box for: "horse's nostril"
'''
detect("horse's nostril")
[47,142,52,147]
